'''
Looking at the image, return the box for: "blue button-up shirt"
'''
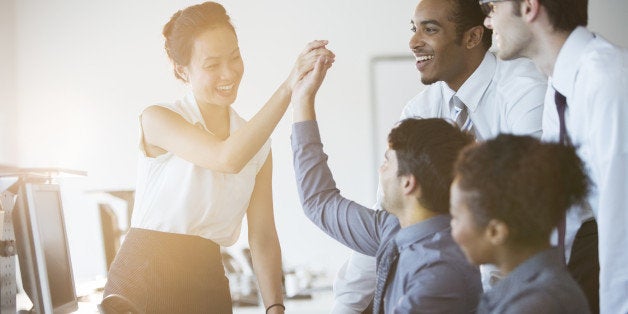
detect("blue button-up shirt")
[292,121,481,313]
[477,249,590,313]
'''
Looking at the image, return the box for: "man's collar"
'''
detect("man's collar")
[552,26,595,97]
[447,52,496,112]
[395,214,451,250]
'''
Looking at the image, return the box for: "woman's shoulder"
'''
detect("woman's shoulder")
[141,94,200,125]
[500,266,589,313]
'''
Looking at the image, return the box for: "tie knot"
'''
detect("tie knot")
[452,96,465,110]
[555,91,567,109]
[554,90,571,145]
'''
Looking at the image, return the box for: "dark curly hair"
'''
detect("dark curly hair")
[163,2,236,81]
[388,118,474,214]
[454,134,590,246]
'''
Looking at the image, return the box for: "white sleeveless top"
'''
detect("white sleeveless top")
[131,92,271,246]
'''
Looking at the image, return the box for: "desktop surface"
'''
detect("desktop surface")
[18,280,334,313]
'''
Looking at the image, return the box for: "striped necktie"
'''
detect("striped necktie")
[373,240,399,314]
[452,96,475,135]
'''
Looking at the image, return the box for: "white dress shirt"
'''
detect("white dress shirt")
[332,52,547,314]
[542,26,628,314]
[131,92,270,246]
[400,52,546,139]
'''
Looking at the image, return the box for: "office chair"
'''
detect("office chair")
[98,294,140,314]
[99,203,123,271]
[93,189,135,271]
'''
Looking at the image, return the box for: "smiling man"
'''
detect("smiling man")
[480,0,628,312]
[332,0,548,312]
[401,0,546,139]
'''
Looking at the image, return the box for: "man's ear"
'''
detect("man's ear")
[464,25,485,49]
[485,219,509,245]
[521,0,541,22]
[402,174,421,198]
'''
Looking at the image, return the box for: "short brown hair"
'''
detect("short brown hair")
[388,118,474,214]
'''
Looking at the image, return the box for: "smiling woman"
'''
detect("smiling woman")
[101,2,334,313]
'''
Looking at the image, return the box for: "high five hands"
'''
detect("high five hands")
[291,40,335,122]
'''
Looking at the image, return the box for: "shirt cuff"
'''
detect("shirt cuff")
[291,120,322,147]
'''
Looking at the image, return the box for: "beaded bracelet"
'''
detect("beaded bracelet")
[266,303,285,313]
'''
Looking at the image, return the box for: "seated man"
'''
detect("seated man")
[289,56,481,313]
[450,134,591,313]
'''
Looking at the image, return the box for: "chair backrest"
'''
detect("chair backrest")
[98,203,121,271]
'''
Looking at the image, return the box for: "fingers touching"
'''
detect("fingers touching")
[289,40,335,88]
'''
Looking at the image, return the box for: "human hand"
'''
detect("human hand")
[292,54,333,104]
[286,40,335,91]
[291,54,333,122]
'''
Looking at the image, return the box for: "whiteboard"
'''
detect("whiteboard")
[369,55,427,186]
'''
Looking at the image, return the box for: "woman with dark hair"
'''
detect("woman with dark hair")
[450,134,592,313]
[102,2,334,313]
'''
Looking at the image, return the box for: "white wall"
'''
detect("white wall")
[3,0,627,284]
[6,0,418,282]
[0,0,17,164]
[589,0,628,48]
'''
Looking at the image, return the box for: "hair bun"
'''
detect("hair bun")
[163,10,182,38]
[161,2,235,81]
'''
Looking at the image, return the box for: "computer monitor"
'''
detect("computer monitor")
[13,182,78,313]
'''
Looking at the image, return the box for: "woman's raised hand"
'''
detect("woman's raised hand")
[292,53,333,105]
[290,43,334,123]
[286,40,335,90]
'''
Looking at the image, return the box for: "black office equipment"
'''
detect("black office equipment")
[14,182,78,313]
[1,168,83,313]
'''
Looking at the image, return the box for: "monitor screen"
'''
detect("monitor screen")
[14,183,78,313]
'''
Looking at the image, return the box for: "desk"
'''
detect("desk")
[17,278,106,313]
[234,289,334,314]
[18,279,333,313]
[17,292,103,313]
